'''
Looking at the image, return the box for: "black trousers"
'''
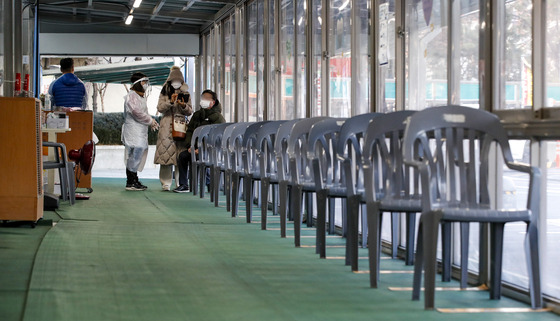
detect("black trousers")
[178,150,192,187]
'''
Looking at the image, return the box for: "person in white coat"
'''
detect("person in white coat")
[122,72,159,191]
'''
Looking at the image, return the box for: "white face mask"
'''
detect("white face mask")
[142,83,149,91]
[171,81,182,89]
[200,99,212,109]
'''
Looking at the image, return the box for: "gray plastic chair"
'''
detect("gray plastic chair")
[333,113,381,268]
[208,123,231,206]
[286,117,330,247]
[275,119,306,237]
[190,124,219,198]
[221,123,245,213]
[43,142,76,205]
[255,120,289,230]
[309,118,346,257]
[229,122,253,218]
[362,111,419,287]
[242,121,270,223]
[190,125,205,196]
[402,105,542,309]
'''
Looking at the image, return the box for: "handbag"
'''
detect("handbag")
[172,114,187,141]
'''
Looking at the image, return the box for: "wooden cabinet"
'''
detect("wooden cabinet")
[0,97,43,222]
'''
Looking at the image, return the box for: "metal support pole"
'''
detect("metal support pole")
[320,0,330,116]
[263,0,270,120]
[371,0,380,113]
[350,0,358,116]
[448,0,460,105]
[14,0,23,94]
[274,0,281,119]
[305,0,313,118]
[3,0,14,96]
[394,0,405,111]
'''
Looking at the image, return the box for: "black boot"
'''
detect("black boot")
[125,169,135,189]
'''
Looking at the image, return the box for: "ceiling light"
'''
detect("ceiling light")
[298,16,303,26]
[339,0,349,11]
[133,0,142,8]
[125,14,133,25]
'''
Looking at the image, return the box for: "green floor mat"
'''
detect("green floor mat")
[1,178,556,321]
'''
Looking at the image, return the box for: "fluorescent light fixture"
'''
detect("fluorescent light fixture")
[133,0,142,8]
[298,16,303,26]
[318,16,322,25]
[339,0,349,11]
[125,14,133,25]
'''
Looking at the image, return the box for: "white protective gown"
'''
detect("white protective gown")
[121,91,152,172]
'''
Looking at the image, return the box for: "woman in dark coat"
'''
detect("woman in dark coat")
[173,89,225,193]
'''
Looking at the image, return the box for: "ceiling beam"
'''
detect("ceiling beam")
[39,4,214,22]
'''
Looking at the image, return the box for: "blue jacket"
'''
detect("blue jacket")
[49,73,87,108]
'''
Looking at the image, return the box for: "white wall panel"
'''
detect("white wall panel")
[40,33,199,56]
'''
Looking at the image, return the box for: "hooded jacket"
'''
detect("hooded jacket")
[185,100,226,149]
[49,73,87,108]
[154,69,193,165]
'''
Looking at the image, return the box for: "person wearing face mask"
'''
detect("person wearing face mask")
[154,66,193,191]
[173,89,225,193]
[122,72,159,191]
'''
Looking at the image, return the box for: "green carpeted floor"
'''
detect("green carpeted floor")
[0,178,558,320]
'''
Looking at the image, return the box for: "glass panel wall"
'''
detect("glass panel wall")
[230,14,237,122]
[216,23,222,100]
[257,0,265,121]
[501,0,532,110]
[544,141,560,298]
[224,18,232,121]
[206,32,214,90]
[405,0,448,110]
[502,140,532,288]
[459,0,480,107]
[295,0,307,118]
[311,0,322,117]
[329,0,352,117]
[547,2,560,108]
[355,0,370,115]
[279,0,295,119]
[200,34,207,96]
[268,0,276,120]
[247,0,258,121]
[378,0,396,113]
[238,6,246,122]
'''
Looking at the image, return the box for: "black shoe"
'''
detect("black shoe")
[126,181,147,191]
[136,180,148,190]
[130,171,147,190]
[173,185,190,193]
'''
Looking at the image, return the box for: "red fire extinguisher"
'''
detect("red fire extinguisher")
[15,73,21,93]
[23,74,29,92]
